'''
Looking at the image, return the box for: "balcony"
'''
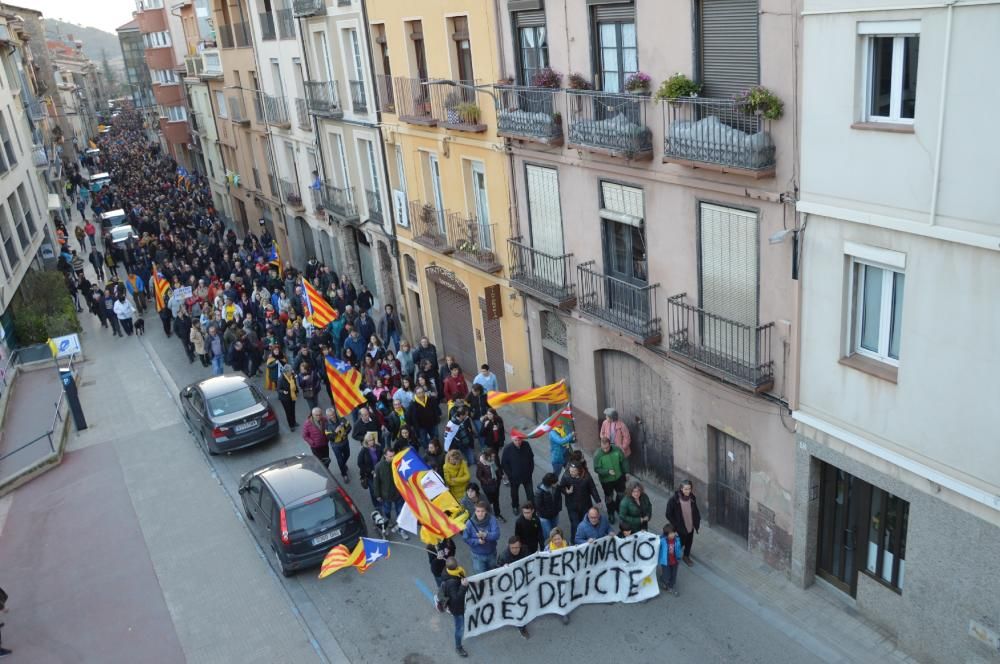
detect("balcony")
[292,0,325,17]
[566,90,653,159]
[365,188,383,224]
[262,93,290,128]
[495,85,562,146]
[349,80,367,113]
[295,98,312,130]
[447,212,502,274]
[662,97,776,178]
[200,49,223,78]
[337,0,351,5]
[394,77,436,126]
[508,238,576,308]
[304,80,342,118]
[25,99,45,122]
[577,261,661,345]
[409,201,451,252]
[321,183,360,223]
[438,82,487,133]
[280,178,305,210]
[32,145,48,168]
[276,9,295,39]
[184,55,203,78]
[228,95,249,124]
[259,12,276,40]
[666,293,775,391]
[375,74,394,113]
[268,173,279,198]
[252,167,262,191]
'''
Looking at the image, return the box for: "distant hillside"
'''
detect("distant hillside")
[43,19,123,71]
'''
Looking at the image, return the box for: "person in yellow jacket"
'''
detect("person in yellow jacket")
[442,449,470,501]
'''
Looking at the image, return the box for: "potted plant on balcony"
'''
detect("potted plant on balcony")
[287,192,303,208]
[655,73,701,102]
[567,73,593,90]
[531,67,562,89]
[625,72,652,96]
[735,86,784,120]
[444,90,464,124]
[455,102,482,126]
[419,203,437,232]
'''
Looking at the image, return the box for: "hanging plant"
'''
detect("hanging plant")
[654,73,701,101]
[531,67,562,89]
[567,73,593,91]
[735,86,784,120]
[625,72,652,94]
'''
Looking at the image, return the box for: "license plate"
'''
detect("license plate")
[234,420,258,433]
[312,529,341,546]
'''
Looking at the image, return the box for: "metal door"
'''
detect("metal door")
[433,277,476,377]
[598,350,673,485]
[816,462,864,596]
[479,297,507,391]
[711,428,750,541]
[297,217,316,261]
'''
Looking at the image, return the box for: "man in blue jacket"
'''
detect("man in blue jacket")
[462,501,500,575]
[574,507,611,545]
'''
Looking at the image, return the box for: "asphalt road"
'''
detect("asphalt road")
[146,326,825,664]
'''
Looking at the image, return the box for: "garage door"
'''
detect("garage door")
[480,297,507,391]
[432,276,477,379]
[599,350,674,486]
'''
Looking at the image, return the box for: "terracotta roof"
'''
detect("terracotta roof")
[117,19,139,31]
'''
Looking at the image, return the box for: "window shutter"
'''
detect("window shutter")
[699,203,758,326]
[525,165,564,256]
[593,4,635,22]
[515,10,546,28]
[700,0,759,99]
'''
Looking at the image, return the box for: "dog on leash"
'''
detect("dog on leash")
[134,317,145,335]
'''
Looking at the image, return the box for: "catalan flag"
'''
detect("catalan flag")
[392,448,464,540]
[325,355,366,417]
[511,403,574,440]
[318,538,390,578]
[268,244,282,273]
[151,263,171,312]
[487,379,569,409]
[303,278,338,328]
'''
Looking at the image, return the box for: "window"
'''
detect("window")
[0,114,15,169]
[525,164,563,256]
[699,203,758,326]
[153,69,179,85]
[698,0,759,99]
[166,106,187,122]
[852,260,905,364]
[865,488,908,590]
[405,254,418,283]
[363,139,380,197]
[16,185,35,237]
[470,161,490,249]
[7,195,27,250]
[450,16,474,82]
[594,9,636,93]
[860,22,919,123]
[0,205,18,267]
[143,31,171,48]
[600,182,645,283]
[514,12,547,86]
[407,21,428,81]
[215,90,228,118]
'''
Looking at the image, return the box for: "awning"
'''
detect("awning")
[48,194,61,211]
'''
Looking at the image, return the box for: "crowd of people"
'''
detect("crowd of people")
[53,109,706,658]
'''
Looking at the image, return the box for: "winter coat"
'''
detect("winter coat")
[462,512,500,557]
[373,458,401,502]
[600,419,632,457]
[443,460,471,501]
[475,458,503,495]
[190,327,206,355]
[356,444,383,482]
[439,574,466,615]
[407,395,441,429]
[301,418,327,450]
[658,535,684,566]
[514,514,543,553]
[412,343,439,372]
[422,449,444,476]
[535,483,563,520]
[574,513,611,544]
[481,417,505,451]
[665,491,702,536]
[500,442,535,484]
[442,374,468,402]
[559,472,601,514]
[593,446,629,485]
[617,493,652,532]
[427,538,457,579]
[549,429,574,466]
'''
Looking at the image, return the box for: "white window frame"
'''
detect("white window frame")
[860,21,919,124]
[215,90,228,119]
[166,106,187,122]
[849,257,904,366]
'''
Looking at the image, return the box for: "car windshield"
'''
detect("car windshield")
[206,387,257,417]
[287,494,345,532]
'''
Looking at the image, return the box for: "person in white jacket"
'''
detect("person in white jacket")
[113,293,136,336]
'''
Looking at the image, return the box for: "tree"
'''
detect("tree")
[12,270,80,345]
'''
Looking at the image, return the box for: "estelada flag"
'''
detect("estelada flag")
[511,404,574,440]
[318,538,390,578]
[302,278,338,328]
[151,263,170,312]
[392,448,463,540]
[268,244,282,273]
[325,355,366,417]
[488,379,569,409]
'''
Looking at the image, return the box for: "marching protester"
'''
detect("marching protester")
[618,481,653,532]
[462,501,501,575]
[593,436,629,525]
[559,461,602,543]
[665,480,701,566]
[437,558,470,658]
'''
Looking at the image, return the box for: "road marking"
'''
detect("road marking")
[414,577,437,605]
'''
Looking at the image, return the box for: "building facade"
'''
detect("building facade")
[294,0,399,310]
[364,0,531,395]
[117,19,158,143]
[792,1,1000,660]
[48,39,104,153]
[494,0,802,565]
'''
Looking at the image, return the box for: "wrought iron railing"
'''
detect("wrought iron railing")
[259,12,277,40]
[376,74,395,113]
[566,90,653,157]
[280,178,304,208]
[253,94,265,124]
[26,99,45,121]
[295,97,311,130]
[666,293,774,389]
[216,23,235,49]
[438,81,485,130]
[577,261,661,343]
[495,85,562,143]
[508,237,575,307]
[276,8,295,39]
[252,167,262,191]
[228,95,249,124]
[365,188,383,223]
[337,0,351,5]
[322,183,359,221]
[349,80,368,113]
[662,97,776,174]
[233,21,253,48]
[448,212,501,273]
[304,80,342,117]
[394,77,436,124]
[268,172,279,198]
[409,200,450,252]
[292,0,325,17]
[262,93,289,126]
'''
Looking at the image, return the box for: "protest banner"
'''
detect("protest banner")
[463,531,660,638]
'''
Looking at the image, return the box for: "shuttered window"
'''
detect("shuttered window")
[699,0,759,99]
[699,202,758,326]
[525,165,564,256]
[515,11,549,85]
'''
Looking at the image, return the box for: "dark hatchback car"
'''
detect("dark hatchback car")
[180,374,279,454]
[239,455,367,576]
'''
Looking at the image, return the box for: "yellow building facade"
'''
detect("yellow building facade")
[367,2,530,395]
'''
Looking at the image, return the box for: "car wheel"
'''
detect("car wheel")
[274,548,292,577]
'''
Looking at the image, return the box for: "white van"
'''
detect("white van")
[100,209,127,230]
[88,172,111,191]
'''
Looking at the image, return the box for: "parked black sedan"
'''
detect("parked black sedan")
[180,374,279,454]
[239,455,367,576]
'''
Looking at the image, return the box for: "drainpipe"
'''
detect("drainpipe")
[928,0,957,227]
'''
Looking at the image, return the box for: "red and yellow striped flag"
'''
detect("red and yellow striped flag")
[392,448,463,540]
[303,278,338,328]
[151,263,170,312]
[488,379,569,409]
[318,542,364,578]
[325,355,366,418]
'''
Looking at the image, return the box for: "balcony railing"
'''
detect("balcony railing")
[262,93,289,127]
[304,80,342,118]
[25,99,45,121]
[201,49,223,78]
[495,85,563,145]
[253,94,265,124]
[276,9,295,39]
[295,97,311,130]
[184,55,204,78]
[216,23,234,49]
[280,178,305,209]
[365,188,383,224]
[375,74,395,113]
[508,238,576,308]
[228,95,249,124]
[448,213,502,273]
[394,77,436,125]
[252,167,262,191]
[577,261,661,345]
[32,145,48,168]
[259,12,276,40]
[409,201,450,252]
[337,0,351,5]
[268,173,279,198]
[235,22,253,47]
[349,80,367,113]
[566,90,653,159]
[322,183,359,222]
[662,97,776,177]
[666,293,775,391]
[292,0,325,17]
[437,81,486,132]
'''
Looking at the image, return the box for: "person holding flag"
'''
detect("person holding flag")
[318,537,390,578]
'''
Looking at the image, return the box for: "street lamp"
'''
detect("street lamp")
[422,78,498,103]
